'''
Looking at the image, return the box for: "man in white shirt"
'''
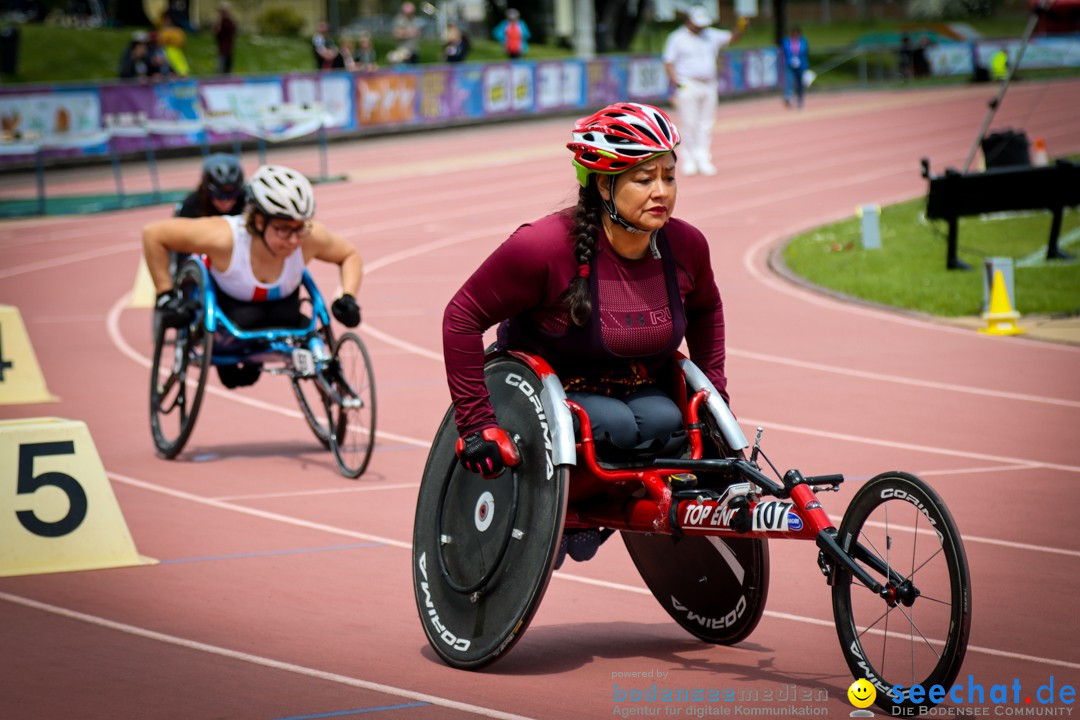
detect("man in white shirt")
[663,6,745,176]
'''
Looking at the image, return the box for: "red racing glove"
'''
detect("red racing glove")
[456,427,521,479]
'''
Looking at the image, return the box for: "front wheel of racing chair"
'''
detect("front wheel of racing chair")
[290,288,337,450]
[621,359,771,646]
[412,352,572,668]
[150,258,213,459]
[326,331,377,478]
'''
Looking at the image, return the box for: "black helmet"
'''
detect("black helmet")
[203,154,244,200]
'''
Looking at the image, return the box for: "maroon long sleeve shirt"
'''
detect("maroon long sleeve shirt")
[443,210,728,436]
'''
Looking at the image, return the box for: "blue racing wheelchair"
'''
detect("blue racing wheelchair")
[149,257,376,478]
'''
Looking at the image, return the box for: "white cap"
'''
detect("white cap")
[688,6,712,27]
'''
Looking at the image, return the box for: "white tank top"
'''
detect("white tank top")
[210,215,306,302]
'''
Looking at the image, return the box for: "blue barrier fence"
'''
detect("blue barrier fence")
[0,50,783,166]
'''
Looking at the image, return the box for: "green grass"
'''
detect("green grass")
[782,198,1080,316]
[1,24,572,85]
[7,16,1077,86]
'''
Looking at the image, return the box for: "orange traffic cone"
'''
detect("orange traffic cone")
[1032,137,1049,166]
[979,270,1025,336]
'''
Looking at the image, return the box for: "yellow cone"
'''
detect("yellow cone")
[979,270,1025,336]
[0,417,155,577]
[0,305,57,405]
[127,256,157,309]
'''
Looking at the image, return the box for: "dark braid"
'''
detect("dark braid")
[562,180,603,326]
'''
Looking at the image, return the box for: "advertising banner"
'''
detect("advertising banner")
[357,72,418,127]
[451,64,488,119]
[975,36,1080,71]
[284,73,356,131]
[927,43,975,77]
[482,64,516,115]
[0,87,105,161]
[721,48,781,94]
[100,79,202,153]
[627,57,668,100]
[536,60,586,111]
[586,58,623,107]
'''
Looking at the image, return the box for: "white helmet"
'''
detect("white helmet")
[248,165,315,220]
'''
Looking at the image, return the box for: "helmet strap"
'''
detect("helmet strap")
[598,174,652,238]
[252,212,279,258]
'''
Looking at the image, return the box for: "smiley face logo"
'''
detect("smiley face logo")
[848,678,877,709]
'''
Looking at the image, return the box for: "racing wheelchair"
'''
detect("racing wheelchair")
[149,257,376,478]
[412,351,971,716]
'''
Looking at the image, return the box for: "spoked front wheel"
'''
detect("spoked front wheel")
[832,472,971,716]
[149,261,212,459]
[326,331,376,478]
[291,326,335,450]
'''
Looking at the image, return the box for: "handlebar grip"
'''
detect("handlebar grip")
[805,474,844,485]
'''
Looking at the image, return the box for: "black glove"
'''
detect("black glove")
[456,427,521,479]
[155,288,192,328]
[332,294,361,327]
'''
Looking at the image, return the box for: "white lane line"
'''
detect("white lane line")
[109,471,412,550]
[822,514,1080,560]
[919,464,1037,477]
[0,591,536,720]
[363,322,444,362]
[550,575,1080,671]
[214,483,420,501]
[0,241,136,280]
[728,348,1080,409]
[739,415,1080,474]
[107,468,1079,671]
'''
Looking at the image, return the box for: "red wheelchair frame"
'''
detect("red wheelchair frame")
[413,349,971,716]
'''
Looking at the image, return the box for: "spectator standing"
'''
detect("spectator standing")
[213,1,237,75]
[913,36,932,78]
[392,2,423,64]
[990,47,1009,81]
[354,31,378,72]
[781,26,809,108]
[493,8,530,60]
[444,21,470,63]
[312,21,337,70]
[333,35,358,71]
[898,34,914,80]
[157,14,189,77]
[662,5,745,176]
[118,30,165,81]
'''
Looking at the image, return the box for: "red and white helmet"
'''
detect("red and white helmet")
[567,102,681,186]
[248,165,315,220]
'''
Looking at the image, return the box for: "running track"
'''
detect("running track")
[2,81,1079,720]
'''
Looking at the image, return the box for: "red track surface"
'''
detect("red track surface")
[2,82,1079,720]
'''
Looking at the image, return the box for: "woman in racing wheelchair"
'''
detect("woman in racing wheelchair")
[443,102,729,565]
[174,153,246,219]
[142,164,363,388]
